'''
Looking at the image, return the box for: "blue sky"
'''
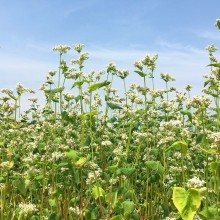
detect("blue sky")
[1,0,220,107]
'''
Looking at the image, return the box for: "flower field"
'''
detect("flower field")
[0,23,220,220]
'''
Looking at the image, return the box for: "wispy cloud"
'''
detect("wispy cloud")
[86,43,210,95]
[61,1,98,17]
[156,39,205,53]
[198,30,220,41]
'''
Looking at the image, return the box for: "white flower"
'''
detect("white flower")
[52,44,71,54]
[74,44,85,53]
[18,203,38,214]
[51,152,64,160]
[160,73,175,82]
[101,140,112,146]
[206,44,218,53]
[187,176,206,188]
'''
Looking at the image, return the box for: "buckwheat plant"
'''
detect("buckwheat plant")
[1,20,220,220]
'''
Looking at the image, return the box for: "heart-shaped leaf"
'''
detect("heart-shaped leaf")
[145,161,164,176]
[120,168,136,176]
[74,157,87,167]
[122,200,135,214]
[65,150,79,162]
[172,187,202,220]
[91,186,105,200]
[166,141,188,158]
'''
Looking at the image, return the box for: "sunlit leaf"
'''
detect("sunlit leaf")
[199,205,219,219]
[207,63,220,67]
[166,141,188,158]
[35,174,44,181]
[88,80,110,92]
[105,191,118,208]
[110,215,123,220]
[65,150,79,162]
[172,187,202,220]
[91,186,105,200]
[49,199,57,208]
[74,157,87,167]
[44,86,64,94]
[122,200,135,214]
[71,80,87,89]
[134,70,147,77]
[80,111,99,119]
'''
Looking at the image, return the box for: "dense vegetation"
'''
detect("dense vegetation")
[0,21,220,220]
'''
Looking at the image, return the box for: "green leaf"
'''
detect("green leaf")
[166,141,188,158]
[172,187,202,220]
[180,110,192,122]
[8,94,17,101]
[61,111,73,123]
[48,213,56,220]
[120,168,136,176]
[91,186,105,200]
[16,180,27,196]
[88,80,110,92]
[148,173,161,184]
[80,111,99,119]
[35,174,44,181]
[195,146,219,155]
[122,200,135,214]
[56,162,69,169]
[196,133,206,145]
[199,205,219,219]
[84,209,97,220]
[45,86,64,94]
[145,161,165,176]
[209,162,220,173]
[74,157,87,167]
[84,136,91,146]
[204,79,210,87]
[49,199,57,208]
[75,95,81,103]
[71,80,89,89]
[207,63,220,67]
[134,70,147,77]
[107,102,123,110]
[105,191,118,208]
[107,164,118,172]
[110,215,123,220]
[65,150,79,162]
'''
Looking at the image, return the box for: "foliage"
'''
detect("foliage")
[0,23,220,220]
